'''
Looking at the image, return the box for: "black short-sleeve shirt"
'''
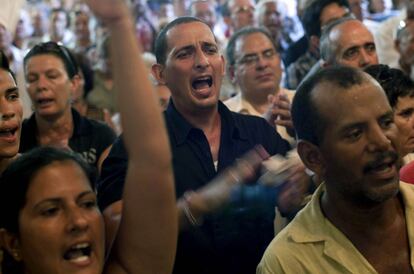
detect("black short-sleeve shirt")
[98,101,291,274]
[20,108,116,169]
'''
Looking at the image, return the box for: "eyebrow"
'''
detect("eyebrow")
[4,87,18,94]
[32,190,95,211]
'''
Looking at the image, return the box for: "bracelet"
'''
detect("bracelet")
[227,169,242,185]
[182,195,202,226]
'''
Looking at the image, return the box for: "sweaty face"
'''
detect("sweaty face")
[315,80,400,205]
[25,54,75,120]
[17,160,105,274]
[257,2,282,41]
[159,21,224,115]
[229,0,255,31]
[331,21,378,68]
[394,95,414,156]
[0,69,22,158]
[232,32,281,97]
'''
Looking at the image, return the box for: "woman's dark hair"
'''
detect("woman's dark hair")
[0,147,97,273]
[24,41,79,79]
[0,147,96,233]
[0,50,17,83]
[364,64,414,107]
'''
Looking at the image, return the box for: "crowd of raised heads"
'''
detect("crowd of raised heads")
[2,0,414,273]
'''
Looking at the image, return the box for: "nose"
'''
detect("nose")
[256,54,269,69]
[66,207,89,234]
[0,99,15,121]
[34,74,49,92]
[367,124,392,152]
[359,50,372,68]
[194,48,209,70]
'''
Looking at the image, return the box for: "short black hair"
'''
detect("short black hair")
[24,41,79,79]
[301,0,350,38]
[51,7,70,28]
[365,64,414,107]
[154,16,210,65]
[292,66,368,145]
[0,50,17,84]
[226,26,277,68]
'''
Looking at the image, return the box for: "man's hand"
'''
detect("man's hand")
[277,162,311,216]
[263,93,295,136]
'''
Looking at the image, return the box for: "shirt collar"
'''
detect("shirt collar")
[165,100,246,145]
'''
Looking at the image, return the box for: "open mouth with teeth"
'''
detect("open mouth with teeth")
[0,127,18,138]
[192,76,213,91]
[63,243,92,263]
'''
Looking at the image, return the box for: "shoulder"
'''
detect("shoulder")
[230,111,291,155]
[257,225,310,274]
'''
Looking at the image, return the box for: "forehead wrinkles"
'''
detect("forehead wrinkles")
[332,23,373,47]
[165,22,216,57]
[236,33,272,55]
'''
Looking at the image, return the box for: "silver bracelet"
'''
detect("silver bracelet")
[182,199,201,226]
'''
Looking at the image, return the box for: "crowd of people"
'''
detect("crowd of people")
[0,0,414,273]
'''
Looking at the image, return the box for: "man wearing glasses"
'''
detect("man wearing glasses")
[225,26,313,224]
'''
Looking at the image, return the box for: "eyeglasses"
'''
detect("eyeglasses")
[235,49,277,66]
[234,5,255,14]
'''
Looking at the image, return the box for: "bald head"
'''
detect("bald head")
[320,18,378,68]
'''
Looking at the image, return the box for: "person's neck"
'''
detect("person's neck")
[399,59,412,77]
[242,87,279,115]
[0,154,18,174]
[35,108,74,140]
[76,38,91,49]
[50,32,63,43]
[321,186,403,235]
[178,103,220,133]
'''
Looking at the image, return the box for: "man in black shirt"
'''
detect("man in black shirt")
[99,17,306,274]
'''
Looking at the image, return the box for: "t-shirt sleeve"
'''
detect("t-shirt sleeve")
[97,136,128,211]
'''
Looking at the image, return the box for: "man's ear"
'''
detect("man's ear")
[394,39,401,53]
[221,55,226,76]
[309,35,320,51]
[0,228,22,262]
[297,140,325,177]
[228,64,237,84]
[152,63,166,85]
[69,74,81,98]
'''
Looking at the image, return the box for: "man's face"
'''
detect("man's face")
[51,11,67,38]
[393,95,414,156]
[320,3,349,26]
[232,32,281,97]
[74,12,90,41]
[229,0,255,31]
[348,0,363,21]
[396,23,414,67]
[0,24,12,51]
[191,1,216,29]
[330,20,378,68]
[157,22,225,115]
[314,80,400,205]
[256,2,282,41]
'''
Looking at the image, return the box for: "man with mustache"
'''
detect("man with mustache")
[258,66,414,273]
